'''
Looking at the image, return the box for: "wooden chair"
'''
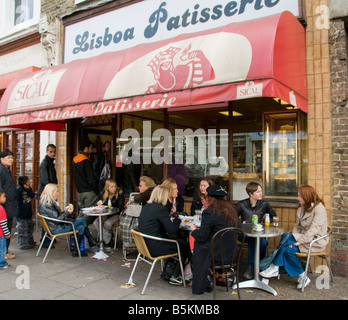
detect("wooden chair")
[36,213,81,263]
[295,226,333,292]
[211,227,245,300]
[127,229,186,295]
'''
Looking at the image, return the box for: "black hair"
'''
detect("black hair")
[79,139,94,151]
[0,189,5,196]
[18,176,29,187]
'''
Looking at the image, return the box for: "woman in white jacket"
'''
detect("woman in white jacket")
[260,185,328,289]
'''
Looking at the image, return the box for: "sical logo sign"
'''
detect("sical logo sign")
[8,69,66,112]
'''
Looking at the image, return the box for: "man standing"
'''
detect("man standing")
[37,144,58,198]
[37,144,58,248]
[72,140,99,248]
[0,150,18,259]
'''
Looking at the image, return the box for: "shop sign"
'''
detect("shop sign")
[237,81,263,99]
[64,0,302,62]
[7,69,66,112]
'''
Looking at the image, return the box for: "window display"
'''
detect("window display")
[263,111,307,198]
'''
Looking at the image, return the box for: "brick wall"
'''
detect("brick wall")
[305,0,333,272]
[329,17,348,277]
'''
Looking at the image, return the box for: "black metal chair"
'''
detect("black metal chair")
[210,227,245,300]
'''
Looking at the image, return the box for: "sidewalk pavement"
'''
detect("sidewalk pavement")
[1,228,348,302]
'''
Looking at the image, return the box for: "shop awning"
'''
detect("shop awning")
[0,11,307,130]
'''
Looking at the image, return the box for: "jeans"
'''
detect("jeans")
[0,237,7,268]
[52,218,87,236]
[273,233,303,277]
[245,236,268,266]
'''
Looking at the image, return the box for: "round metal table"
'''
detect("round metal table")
[233,223,284,296]
[82,207,119,260]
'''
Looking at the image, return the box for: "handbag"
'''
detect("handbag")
[125,203,142,217]
[259,232,292,271]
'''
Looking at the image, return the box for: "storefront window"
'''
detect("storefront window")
[263,111,307,199]
[168,107,229,197]
[15,132,34,183]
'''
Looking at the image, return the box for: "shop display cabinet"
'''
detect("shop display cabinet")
[263,110,307,199]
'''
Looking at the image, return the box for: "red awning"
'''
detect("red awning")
[0,11,307,130]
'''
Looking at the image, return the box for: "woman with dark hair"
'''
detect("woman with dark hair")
[190,185,238,295]
[260,185,328,290]
[190,178,213,216]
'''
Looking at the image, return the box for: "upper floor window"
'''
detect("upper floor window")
[0,0,40,40]
[14,0,34,25]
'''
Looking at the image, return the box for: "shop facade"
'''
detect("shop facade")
[0,0,338,273]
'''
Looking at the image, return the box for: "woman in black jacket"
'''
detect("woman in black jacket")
[138,185,191,285]
[95,179,125,247]
[190,178,213,216]
[190,185,239,295]
[39,183,88,257]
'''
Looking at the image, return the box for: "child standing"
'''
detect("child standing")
[0,189,11,269]
[17,176,36,250]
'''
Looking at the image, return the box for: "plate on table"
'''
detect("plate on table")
[81,206,104,212]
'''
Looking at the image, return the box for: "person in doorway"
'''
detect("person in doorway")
[235,181,277,280]
[190,185,239,295]
[72,140,99,247]
[37,144,58,198]
[93,141,112,192]
[16,176,36,250]
[0,149,18,260]
[260,185,329,289]
[39,184,88,257]
[0,190,11,269]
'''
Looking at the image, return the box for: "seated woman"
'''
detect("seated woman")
[162,178,184,215]
[260,185,329,289]
[235,181,277,280]
[133,176,156,205]
[138,185,191,286]
[190,178,213,216]
[39,183,88,257]
[94,179,125,248]
[190,185,239,295]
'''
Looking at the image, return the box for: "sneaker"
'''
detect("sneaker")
[297,272,305,283]
[243,265,254,280]
[0,263,10,269]
[259,264,279,278]
[297,276,311,290]
[169,275,183,286]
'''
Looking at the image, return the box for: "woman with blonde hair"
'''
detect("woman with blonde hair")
[138,185,191,285]
[39,184,88,257]
[95,179,125,247]
[260,185,328,289]
[162,178,184,215]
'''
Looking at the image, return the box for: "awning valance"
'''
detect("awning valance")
[0,11,307,130]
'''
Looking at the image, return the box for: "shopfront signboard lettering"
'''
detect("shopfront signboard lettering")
[64,0,302,62]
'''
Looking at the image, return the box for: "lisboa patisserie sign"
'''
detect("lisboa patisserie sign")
[65,0,301,62]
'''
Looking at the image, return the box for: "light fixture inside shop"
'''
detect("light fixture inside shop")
[219,111,243,117]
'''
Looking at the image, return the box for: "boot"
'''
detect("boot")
[72,235,87,257]
[84,227,97,247]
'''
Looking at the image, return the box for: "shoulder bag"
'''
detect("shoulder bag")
[259,232,292,271]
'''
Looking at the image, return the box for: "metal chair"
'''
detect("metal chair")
[112,220,120,250]
[36,213,81,263]
[127,229,186,295]
[211,227,245,300]
[295,226,333,292]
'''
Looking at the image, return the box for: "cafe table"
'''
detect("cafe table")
[233,223,284,296]
[82,206,119,260]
